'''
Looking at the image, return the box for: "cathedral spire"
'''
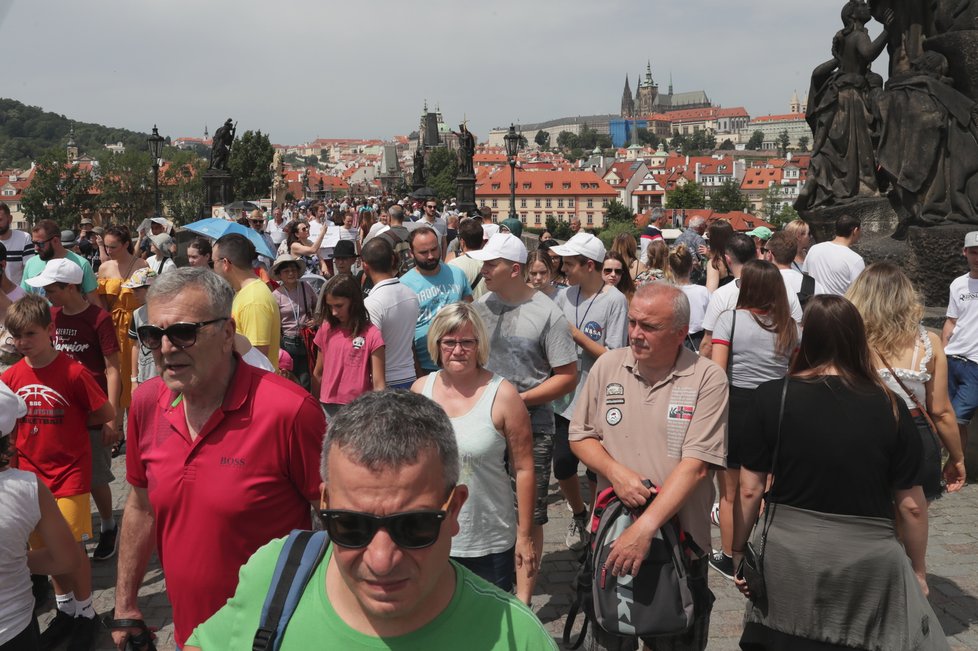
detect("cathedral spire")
[669,72,674,96]
[621,75,635,117]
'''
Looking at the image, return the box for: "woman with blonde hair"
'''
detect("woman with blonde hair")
[610,232,644,279]
[634,239,671,286]
[669,244,710,351]
[847,262,966,502]
[412,303,537,602]
[783,219,812,271]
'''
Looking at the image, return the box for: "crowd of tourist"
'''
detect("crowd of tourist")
[0,196,970,649]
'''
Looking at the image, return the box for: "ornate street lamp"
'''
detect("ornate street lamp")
[147,125,165,218]
[504,123,520,221]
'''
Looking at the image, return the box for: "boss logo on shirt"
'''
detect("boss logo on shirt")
[220,456,246,467]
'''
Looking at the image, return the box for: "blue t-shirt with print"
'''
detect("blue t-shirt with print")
[401,263,473,370]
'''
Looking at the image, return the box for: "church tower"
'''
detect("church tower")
[790,90,802,114]
[66,127,78,163]
[634,60,659,116]
[621,75,635,117]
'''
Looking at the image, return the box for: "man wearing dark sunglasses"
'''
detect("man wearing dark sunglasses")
[111,267,326,650]
[21,219,100,306]
[185,391,556,650]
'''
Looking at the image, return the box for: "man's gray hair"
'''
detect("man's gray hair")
[688,216,707,230]
[146,267,235,319]
[321,390,459,490]
[387,204,404,224]
[634,282,690,331]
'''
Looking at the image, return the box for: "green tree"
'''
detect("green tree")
[603,199,634,224]
[761,185,800,228]
[425,147,458,201]
[162,149,207,226]
[776,130,791,157]
[305,154,319,167]
[95,149,154,226]
[597,220,640,250]
[545,216,573,240]
[556,131,577,150]
[20,149,95,228]
[635,127,659,147]
[665,181,707,209]
[746,130,765,150]
[718,138,735,150]
[534,130,550,149]
[797,135,810,153]
[228,129,274,200]
[709,179,749,213]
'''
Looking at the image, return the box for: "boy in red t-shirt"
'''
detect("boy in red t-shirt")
[41,257,124,563]
[1,292,114,650]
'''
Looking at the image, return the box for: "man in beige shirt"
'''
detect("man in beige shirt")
[569,282,727,651]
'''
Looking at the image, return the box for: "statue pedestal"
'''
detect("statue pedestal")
[202,169,234,218]
[803,198,970,308]
[456,173,476,215]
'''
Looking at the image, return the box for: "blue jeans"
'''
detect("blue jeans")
[947,355,978,424]
[452,546,515,593]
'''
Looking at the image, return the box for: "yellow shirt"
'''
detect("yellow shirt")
[232,279,281,371]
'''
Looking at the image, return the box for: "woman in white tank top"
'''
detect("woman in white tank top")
[0,382,79,649]
[412,303,537,603]
[848,263,966,500]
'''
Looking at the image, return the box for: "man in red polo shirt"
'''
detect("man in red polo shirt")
[109,267,327,649]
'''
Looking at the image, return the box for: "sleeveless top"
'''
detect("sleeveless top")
[878,326,932,409]
[421,372,516,557]
[98,275,145,408]
[0,468,40,645]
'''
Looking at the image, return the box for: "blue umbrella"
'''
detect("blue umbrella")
[182,218,276,259]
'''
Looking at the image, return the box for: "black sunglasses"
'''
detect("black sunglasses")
[32,235,56,247]
[136,318,228,350]
[317,487,455,549]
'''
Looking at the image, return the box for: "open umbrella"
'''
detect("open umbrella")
[182,218,276,259]
[226,200,261,212]
[409,187,436,201]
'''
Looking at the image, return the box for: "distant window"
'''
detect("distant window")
[563,183,571,189]
[545,199,552,208]
[492,199,498,208]
[523,183,531,190]
[602,198,609,207]
[491,183,500,190]
[557,199,564,208]
[545,183,553,189]
[520,198,527,208]
[534,214,541,225]
[587,199,594,208]
[535,199,541,208]
[568,198,575,207]
[587,213,594,225]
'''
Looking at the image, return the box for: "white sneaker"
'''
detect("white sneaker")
[565,515,589,551]
[710,502,720,526]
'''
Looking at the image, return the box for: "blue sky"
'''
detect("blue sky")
[0,1,873,145]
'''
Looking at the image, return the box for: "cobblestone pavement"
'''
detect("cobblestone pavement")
[37,458,978,650]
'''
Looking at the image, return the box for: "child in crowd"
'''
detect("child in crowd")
[125,268,160,391]
[38,258,124,562]
[311,274,385,418]
[1,294,114,650]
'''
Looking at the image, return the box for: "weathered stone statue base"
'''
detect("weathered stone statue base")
[456,174,477,215]
[203,169,234,218]
[803,199,969,308]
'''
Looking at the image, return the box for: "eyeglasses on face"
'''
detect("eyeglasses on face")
[439,338,478,351]
[32,235,56,247]
[136,318,228,350]
[317,487,455,549]
[425,204,437,209]
[602,267,623,275]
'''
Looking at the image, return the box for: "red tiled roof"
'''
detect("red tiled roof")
[476,169,616,196]
[740,168,783,189]
[752,113,806,123]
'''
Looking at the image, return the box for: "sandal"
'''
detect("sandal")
[104,616,156,651]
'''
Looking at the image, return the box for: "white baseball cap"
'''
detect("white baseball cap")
[550,232,606,263]
[26,258,84,287]
[0,380,27,435]
[467,233,528,264]
[965,231,978,248]
[482,223,500,241]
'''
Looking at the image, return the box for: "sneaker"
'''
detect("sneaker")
[565,515,589,551]
[92,526,118,561]
[708,550,735,581]
[66,615,100,651]
[39,610,75,650]
[710,502,720,526]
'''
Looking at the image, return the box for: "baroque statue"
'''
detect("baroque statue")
[412,146,426,188]
[454,123,476,176]
[209,118,236,171]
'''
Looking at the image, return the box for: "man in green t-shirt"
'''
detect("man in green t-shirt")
[185,390,557,651]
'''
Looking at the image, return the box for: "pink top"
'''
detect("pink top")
[313,322,384,404]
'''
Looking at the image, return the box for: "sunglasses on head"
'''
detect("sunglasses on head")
[317,487,455,549]
[136,318,227,350]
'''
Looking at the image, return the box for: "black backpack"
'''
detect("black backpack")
[797,273,815,306]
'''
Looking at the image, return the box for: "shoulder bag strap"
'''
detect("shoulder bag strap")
[880,355,937,433]
[757,377,789,550]
[253,530,330,651]
[725,309,737,384]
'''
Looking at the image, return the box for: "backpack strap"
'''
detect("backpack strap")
[253,530,330,651]
[798,273,815,304]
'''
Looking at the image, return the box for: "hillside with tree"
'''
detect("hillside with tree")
[0,98,154,169]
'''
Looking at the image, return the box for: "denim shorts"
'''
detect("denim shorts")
[452,546,515,593]
[947,355,978,424]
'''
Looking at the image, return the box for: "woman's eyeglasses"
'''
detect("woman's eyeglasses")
[602,268,623,275]
[439,338,478,351]
[317,487,455,549]
[136,318,228,350]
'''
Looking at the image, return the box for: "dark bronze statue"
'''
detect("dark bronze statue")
[454,123,476,176]
[796,2,891,211]
[412,146,426,188]
[209,118,236,171]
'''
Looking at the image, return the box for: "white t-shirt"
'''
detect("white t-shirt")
[267,219,289,245]
[945,273,978,362]
[0,230,34,287]
[0,468,40,646]
[702,277,802,332]
[363,222,389,244]
[364,278,421,385]
[148,255,176,275]
[803,241,864,296]
[680,284,711,334]
[779,268,827,297]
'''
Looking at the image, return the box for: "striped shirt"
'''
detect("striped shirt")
[1,230,34,287]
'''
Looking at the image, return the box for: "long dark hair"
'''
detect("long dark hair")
[104,225,135,254]
[707,219,734,272]
[318,273,370,336]
[790,295,882,392]
[604,252,635,298]
[736,260,797,356]
[286,220,309,250]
